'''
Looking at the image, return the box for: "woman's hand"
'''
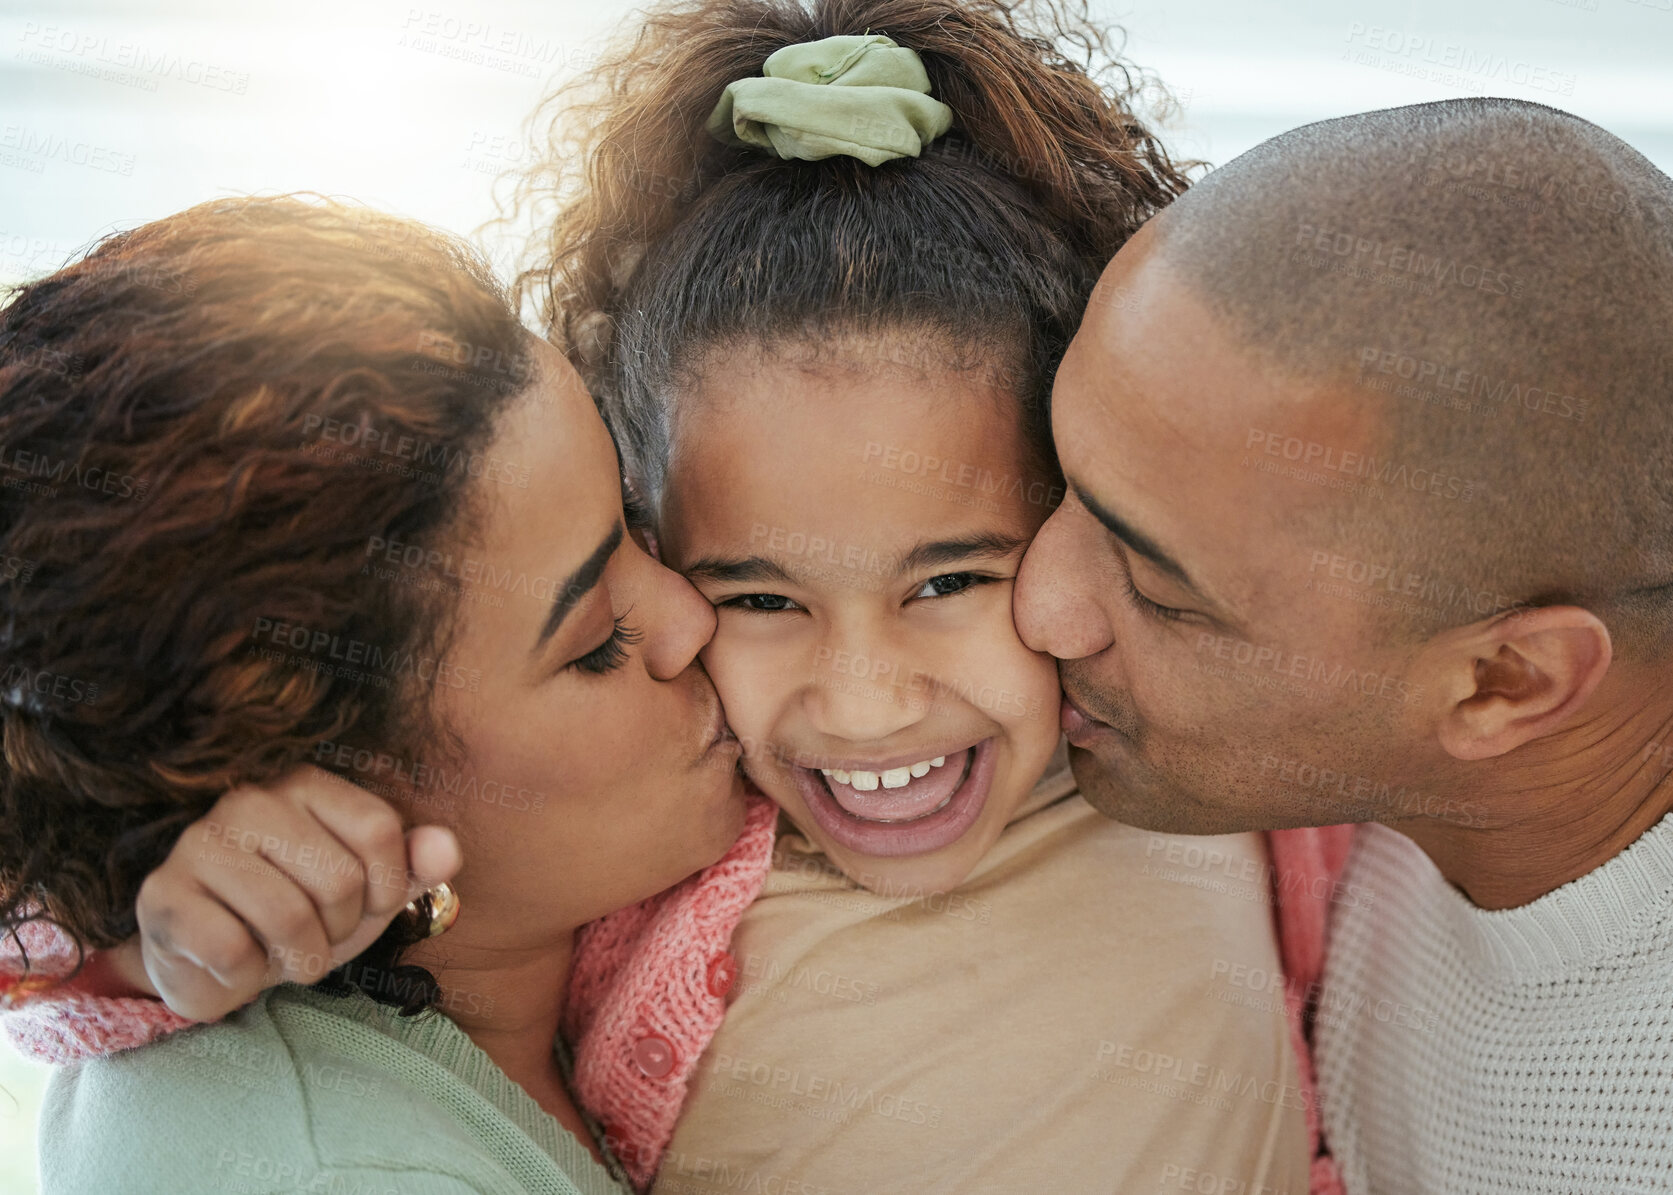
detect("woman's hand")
[103,766,461,1021]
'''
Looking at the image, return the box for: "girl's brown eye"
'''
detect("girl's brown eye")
[722,593,799,613]
[912,573,993,600]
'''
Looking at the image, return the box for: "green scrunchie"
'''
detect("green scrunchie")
[705,34,954,166]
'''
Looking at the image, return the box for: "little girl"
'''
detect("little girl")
[518,9,1314,1183]
[7,0,1339,1190]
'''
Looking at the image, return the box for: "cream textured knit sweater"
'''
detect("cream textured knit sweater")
[1315,815,1673,1194]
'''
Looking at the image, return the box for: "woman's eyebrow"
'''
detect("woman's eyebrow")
[534,521,624,650]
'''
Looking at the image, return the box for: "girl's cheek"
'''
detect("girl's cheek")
[981,612,1064,731]
[703,641,779,751]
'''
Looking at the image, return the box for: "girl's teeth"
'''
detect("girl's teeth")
[822,755,951,791]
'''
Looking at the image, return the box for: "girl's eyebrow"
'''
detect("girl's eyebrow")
[685,532,1029,588]
[899,532,1030,574]
[684,555,797,585]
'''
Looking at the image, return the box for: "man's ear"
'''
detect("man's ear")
[1432,606,1612,761]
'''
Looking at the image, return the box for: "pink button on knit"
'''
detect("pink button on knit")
[706,953,737,998]
[632,1033,675,1079]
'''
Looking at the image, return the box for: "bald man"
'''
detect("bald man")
[1014,98,1673,1192]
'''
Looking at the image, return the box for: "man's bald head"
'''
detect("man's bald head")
[1145,97,1673,653]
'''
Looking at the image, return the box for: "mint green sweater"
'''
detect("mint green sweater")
[40,984,628,1195]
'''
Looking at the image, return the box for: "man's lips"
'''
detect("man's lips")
[1061,693,1119,747]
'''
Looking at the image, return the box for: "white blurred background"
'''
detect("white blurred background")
[1,0,1669,1189]
[1,0,1670,291]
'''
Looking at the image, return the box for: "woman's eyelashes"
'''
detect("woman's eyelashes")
[568,614,644,675]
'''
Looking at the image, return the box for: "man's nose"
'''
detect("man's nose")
[1014,504,1119,662]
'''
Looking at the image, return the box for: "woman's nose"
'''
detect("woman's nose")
[638,554,718,681]
[1014,503,1119,662]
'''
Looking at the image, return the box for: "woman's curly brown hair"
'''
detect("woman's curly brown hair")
[0,196,532,997]
[501,0,1195,505]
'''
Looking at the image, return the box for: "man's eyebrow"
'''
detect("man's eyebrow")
[899,533,1031,575]
[534,521,624,650]
[1068,478,1203,595]
[682,555,799,586]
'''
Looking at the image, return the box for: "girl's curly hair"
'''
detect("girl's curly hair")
[502,0,1195,505]
[0,196,531,1006]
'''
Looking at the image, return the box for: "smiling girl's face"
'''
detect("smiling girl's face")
[658,335,1064,895]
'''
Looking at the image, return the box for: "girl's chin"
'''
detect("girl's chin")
[836,847,985,897]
